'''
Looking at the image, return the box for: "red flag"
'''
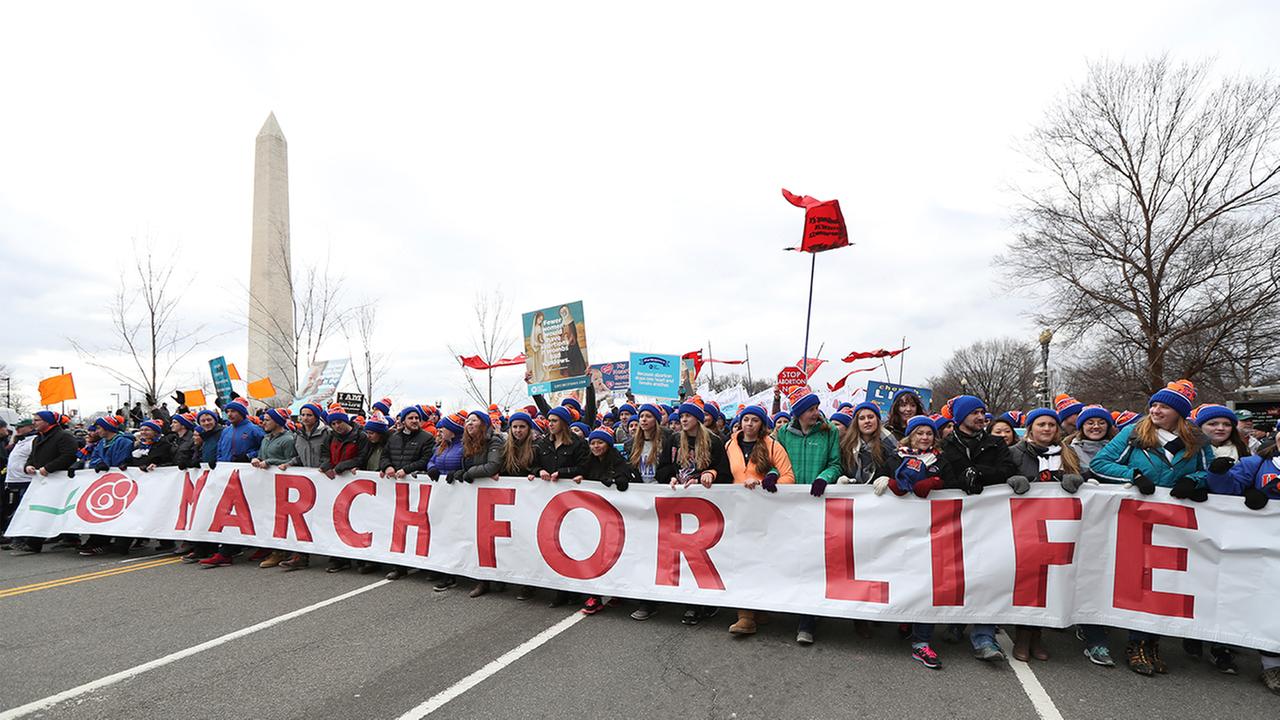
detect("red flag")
[840,346,909,363]
[825,366,877,392]
[706,358,747,366]
[796,357,825,377]
[459,354,527,370]
[782,188,850,253]
[682,350,705,375]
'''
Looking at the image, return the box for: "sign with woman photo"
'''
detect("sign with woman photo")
[522,300,590,395]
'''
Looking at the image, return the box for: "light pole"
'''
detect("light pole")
[1037,329,1054,408]
[49,365,65,414]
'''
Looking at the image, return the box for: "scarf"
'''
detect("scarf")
[1027,442,1063,480]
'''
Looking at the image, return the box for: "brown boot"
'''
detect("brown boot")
[258,550,287,569]
[1030,629,1050,661]
[1012,627,1032,662]
[469,581,490,598]
[729,610,757,636]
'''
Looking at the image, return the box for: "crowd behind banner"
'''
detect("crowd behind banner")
[2,377,1278,691]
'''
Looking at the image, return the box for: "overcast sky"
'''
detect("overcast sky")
[2,1,1276,415]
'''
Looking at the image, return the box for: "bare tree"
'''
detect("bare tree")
[707,372,772,395]
[70,243,210,407]
[927,338,1039,412]
[447,291,522,407]
[345,302,392,409]
[1003,57,1280,397]
[243,224,349,397]
[0,363,33,415]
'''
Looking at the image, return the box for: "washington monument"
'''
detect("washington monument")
[246,112,295,404]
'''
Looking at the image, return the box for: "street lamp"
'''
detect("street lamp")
[49,365,65,414]
[1037,329,1054,407]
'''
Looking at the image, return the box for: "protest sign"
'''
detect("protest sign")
[523,301,589,395]
[866,380,933,419]
[336,392,365,415]
[589,361,630,397]
[630,353,681,399]
[289,358,350,413]
[209,357,234,405]
[777,366,808,401]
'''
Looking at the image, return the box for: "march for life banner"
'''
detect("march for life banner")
[9,467,1280,652]
[523,301,589,395]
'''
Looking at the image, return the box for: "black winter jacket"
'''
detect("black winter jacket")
[28,426,78,473]
[941,429,1019,491]
[382,428,435,475]
[626,429,678,483]
[462,431,504,480]
[581,446,638,485]
[126,438,176,469]
[532,435,589,478]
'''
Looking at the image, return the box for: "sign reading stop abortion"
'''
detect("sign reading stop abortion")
[776,366,809,401]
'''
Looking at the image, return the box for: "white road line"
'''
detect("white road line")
[397,611,585,719]
[997,630,1066,720]
[117,553,166,564]
[0,579,391,720]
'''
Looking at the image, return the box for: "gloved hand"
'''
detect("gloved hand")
[66,467,76,478]
[93,463,110,473]
[427,468,440,481]
[964,467,983,495]
[118,464,131,472]
[1244,485,1270,510]
[176,461,187,471]
[462,472,475,483]
[1131,470,1155,495]
[809,478,828,497]
[614,476,629,492]
[232,454,249,463]
[601,477,614,487]
[836,475,855,485]
[1170,476,1198,499]
[206,458,218,470]
[912,476,943,498]
[1007,475,1031,495]
[1060,473,1086,494]
[1209,456,1236,474]
[446,469,463,484]
[1188,486,1209,502]
[872,476,891,496]
[762,472,778,493]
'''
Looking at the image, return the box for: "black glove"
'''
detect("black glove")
[1244,485,1270,510]
[1209,456,1236,474]
[446,469,463,484]
[93,463,109,473]
[206,458,217,470]
[615,476,629,492]
[964,467,983,495]
[232,454,249,463]
[1188,486,1208,502]
[1170,477,1197,499]
[1131,469,1155,495]
[176,461,187,471]
[600,477,614,487]
[809,478,828,497]
[427,468,440,481]
[762,471,779,493]
[462,472,475,483]
[66,467,76,479]
[118,464,130,472]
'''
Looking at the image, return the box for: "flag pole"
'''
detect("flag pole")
[899,335,906,384]
[802,253,816,379]
[707,339,715,385]
[745,344,753,388]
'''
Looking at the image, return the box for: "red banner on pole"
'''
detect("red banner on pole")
[840,347,909,363]
[782,189,850,253]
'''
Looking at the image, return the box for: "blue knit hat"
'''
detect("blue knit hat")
[1149,380,1196,419]
[509,411,534,428]
[931,415,954,433]
[224,398,249,417]
[791,392,820,417]
[1191,404,1236,427]
[94,416,125,434]
[570,421,592,437]
[438,414,465,436]
[1075,404,1113,429]
[1053,394,1085,424]
[139,419,164,436]
[364,415,390,434]
[737,405,773,429]
[905,415,935,437]
[34,410,59,425]
[997,410,1024,428]
[468,410,491,429]
[372,397,393,415]
[174,413,197,430]
[638,403,662,420]
[397,406,422,421]
[561,397,583,413]
[948,395,986,425]
[678,402,705,422]
[773,411,791,423]
[852,401,881,420]
[196,409,221,426]
[326,409,351,425]
[619,403,637,416]
[829,412,852,428]
[265,407,291,428]
[547,406,574,425]
[301,403,326,423]
[1024,408,1060,428]
[587,426,615,444]
[705,404,723,422]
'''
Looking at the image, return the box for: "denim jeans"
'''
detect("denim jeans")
[911,624,934,644]
[970,624,997,649]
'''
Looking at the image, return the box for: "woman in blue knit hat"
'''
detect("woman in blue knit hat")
[530,406,590,607]
[886,389,927,441]
[1090,379,1213,677]
[837,402,897,486]
[1063,405,1115,480]
[575,426,637,616]
[671,401,731,626]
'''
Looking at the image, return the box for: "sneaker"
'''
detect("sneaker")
[385,568,408,581]
[1084,645,1115,667]
[78,546,108,557]
[630,605,656,621]
[912,643,942,669]
[581,597,604,615]
[1126,642,1155,676]
[469,581,490,598]
[433,576,457,592]
[682,609,700,626]
[796,630,815,645]
[181,550,204,564]
[199,553,232,568]
[326,560,351,574]
[279,553,309,571]
[1262,666,1280,694]
[1210,647,1238,675]
[258,551,287,569]
[515,586,535,601]
[973,642,1005,662]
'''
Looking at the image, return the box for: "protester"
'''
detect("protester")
[989,412,1019,446]
[458,409,504,597]
[2,420,37,551]
[885,389,927,440]
[321,408,371,574]
[1054,393,1085,436]
[837,402,898,486]
[1063,405,1115,480]
[423,412,467,590]
[9,412,77,555]
[575,425,635,615]
[376,405,436,581]
[251,408,298,568]
[216,398,265,464]
[528,406,589,606]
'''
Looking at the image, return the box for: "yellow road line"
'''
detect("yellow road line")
[0,556,183,599]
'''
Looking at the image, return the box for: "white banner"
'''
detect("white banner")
[8,465,1280,651]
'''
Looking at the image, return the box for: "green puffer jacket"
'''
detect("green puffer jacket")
[774,419,841,485]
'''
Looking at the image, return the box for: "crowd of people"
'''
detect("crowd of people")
[1,378,1278,692]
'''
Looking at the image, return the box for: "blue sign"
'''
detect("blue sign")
[865,381,933,421]
[209,356,234,406]
[629,352,681,399]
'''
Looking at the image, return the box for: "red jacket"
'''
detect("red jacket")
[321,428,367,473]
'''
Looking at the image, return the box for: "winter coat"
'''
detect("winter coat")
[172,430,198,469]
[427,441,466,474]
[90,432,135,469]
[197,426,222,464]
[532,435,589,478]
[1089,424,1211,488]
[126,437,175,468]
[774,420,841,485]
[293,425,330,468]
[323,428,368,473]
[382,428,435,474]
[668,430,732,484]
[361,439,387,472]
[1007,439,1073,482]
[5,436,35,485]
[627,429,678,483]
[1066,437,1108,479]
[27,426,79,473]
[726,431,795,485]
[581,446,637,484]
[258,430,298,466]
[839,435,899,484]
[940,429,1019,490]
[216,419,264,462]
[1207,455,1280,498]
[462,431,504,481]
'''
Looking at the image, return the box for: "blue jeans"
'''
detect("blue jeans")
[1079,624,1108,647]
[910,624,933,644]
[970,624,997,649]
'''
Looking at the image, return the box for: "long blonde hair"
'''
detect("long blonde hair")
[629,422,667,468]
[501,422,535,474]
[736,425,774,474]
[1131,415,1202,457]
[678,423,712,470]
[840,412,887,470]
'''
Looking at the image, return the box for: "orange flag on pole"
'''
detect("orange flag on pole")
[227,363,242,381]
[182,389,207,407]
[38,372,77,406]
[247,377,276,400]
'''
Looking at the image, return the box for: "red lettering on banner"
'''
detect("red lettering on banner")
[334,479,377,548]
[1010,497,1081,607]
[536,490,625,580]
[273,474,317,542]
[930,499,965,606]
[654,497,726,590]
[390,482,432,556]
[1113,499,1197,618]
[824,498,889,603]
[174,469,210,531]
[477,488,516,568]
[208,469,256,536]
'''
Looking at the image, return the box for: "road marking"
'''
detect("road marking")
[0,579,391,720]
[0,557,182,599]
[997,630,1065,720]
[119,552,170,564]
[397,611,585,719]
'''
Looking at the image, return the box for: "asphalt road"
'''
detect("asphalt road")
[1,545,1276,719]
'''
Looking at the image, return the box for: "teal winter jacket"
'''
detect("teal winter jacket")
[1089,424,1211,488]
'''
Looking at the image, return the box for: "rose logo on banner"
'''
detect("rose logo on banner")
[75,473,139,523]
